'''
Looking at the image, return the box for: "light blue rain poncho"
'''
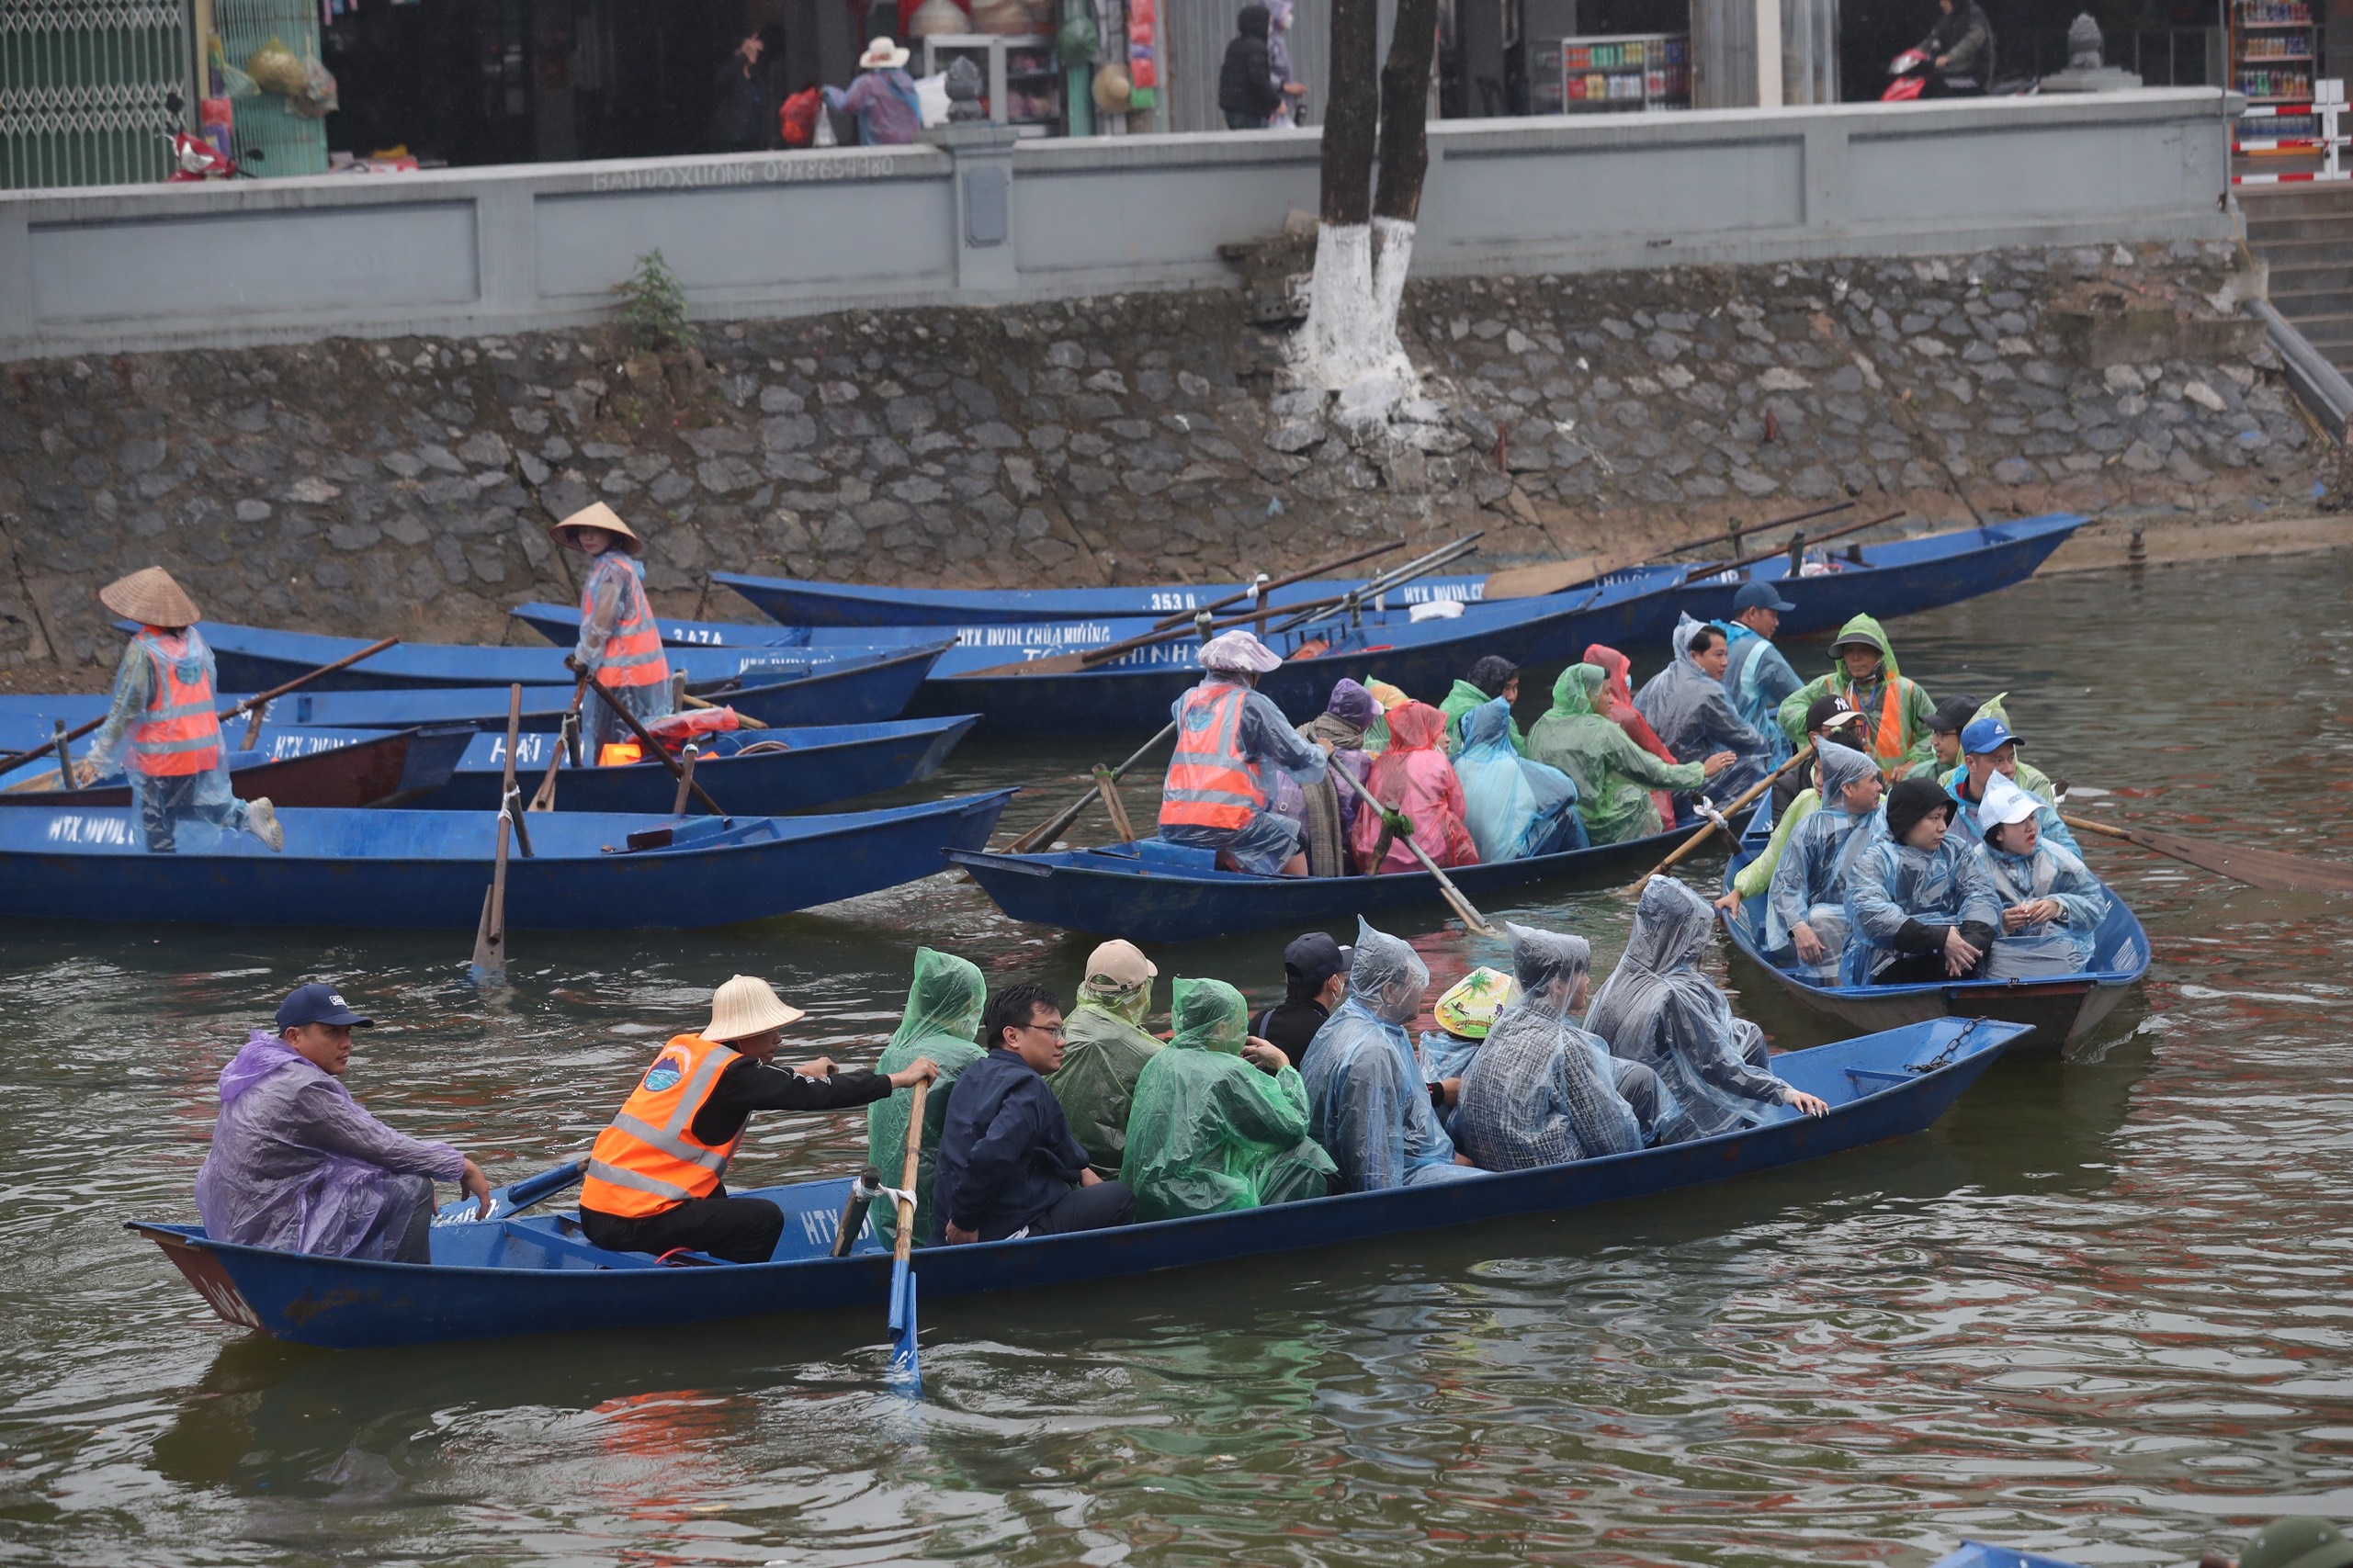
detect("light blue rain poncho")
[1968,772,2113,976]
[1456,697,1589,863]
[1762,739,1884,980]
[1633,615,1772,807]
[1454,924,1645,1171]
[1719,618,1804,770]
[1586,877,1798,1144]
[1299,919,1483,1191]
[1841,781,2003,987]
[1941,762,2083,857]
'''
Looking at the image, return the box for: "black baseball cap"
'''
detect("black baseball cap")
[1804,694,1864,736]
[276,983,374,1031]
[1928,694,1981,736]
[1283,932,1352,986]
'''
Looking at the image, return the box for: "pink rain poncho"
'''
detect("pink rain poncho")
[1351,701,1478,874]
[194,1030,466,1259]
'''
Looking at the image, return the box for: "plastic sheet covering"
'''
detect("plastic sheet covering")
[1587,878,1794,1142]
[1300,919,1481,1190]
[1761,739,1881,968]
[195,1030,463,1258]
[1971,787,2111,973]
[1120,978,1335,1221]
[1047,974,1165,1177]
[1457,697,1585,862]
[1632,615,1770,800]
[1842,829,2001,986]
[1526,664,1705,846]
[1454,925,1642,1169]
[868,947,988,1247]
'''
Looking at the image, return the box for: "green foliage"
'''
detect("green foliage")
[616,249,690,354]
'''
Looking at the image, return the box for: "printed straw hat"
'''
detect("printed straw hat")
[703,975,807,1042]
[1198,628,1284,674]
[1433,966,1518,1040]
[97,566,202,628]
[550,502,646,556]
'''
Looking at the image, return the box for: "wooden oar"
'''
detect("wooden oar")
[1626,744,1816,897]
[526,676,588,813]
[1671,508,1906,585]
[679,690,767,729]
[585,679,729,818]
[2061,812,2353,896]
[0,634,401,778]
[885,1078,928,1393]
[1003,721,1179,853]
[469,684,524,986]
[1329,761,1499,937]
[1482,502,1859,601]
[1142,538,1408,633]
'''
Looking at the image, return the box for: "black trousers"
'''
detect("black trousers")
[580,1195,786,1264]
[999,1179,1135,1240]
[1872,949,1986,985]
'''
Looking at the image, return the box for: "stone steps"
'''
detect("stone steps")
[2242,187,2353,374]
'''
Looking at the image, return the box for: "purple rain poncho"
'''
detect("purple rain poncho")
[194,1030,466,1259]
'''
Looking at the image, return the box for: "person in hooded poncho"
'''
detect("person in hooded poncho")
[1842,775,2000,986]
[1046,940,1166,1179]
[1969,772,2112,976]
[1528,664,1716,846]
[1586,642,1687,829]
[1719,580,1804,768]
[1456,696,1588,863]
[1587,878,1829,1142]
[1439,655,1525,757]
[1455,925,1653,1170]
[1300,919,1483,1190]
[1942,703,2080,856]
[1361,679,1409,754]
[1776,613,1939,778]
[1634,615,1769,813]
[1121,977,1336,1221]
[1761,739,1884,979]
[867,947,990,1248]
[1293,679,1379,878]
[1351,701,1479,874]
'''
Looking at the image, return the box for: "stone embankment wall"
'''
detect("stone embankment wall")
[0,238,2324,679]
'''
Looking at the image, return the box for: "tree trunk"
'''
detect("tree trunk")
[1373,0,1438,221]
[1320,0,1379,224]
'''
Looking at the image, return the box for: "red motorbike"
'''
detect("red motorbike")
[1882,48,1932,101]
[164,130,246,180]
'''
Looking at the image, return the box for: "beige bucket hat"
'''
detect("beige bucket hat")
[703,975,807,1042]
[97,566,202,628]
[550,502,646,556]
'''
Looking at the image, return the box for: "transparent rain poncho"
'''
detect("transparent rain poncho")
[1970,774,2112,976]
[1119,977,1335,1222]
[1587,877,1795,1143]
[1454,924,1643,1170]
[1842,812,2001,987]
[1350,702,1479,874]
[868,947,988,1248]
[1762,739,1883,976]
[1300,919,1483,1190]
[1632,615,1770,804]
[84,627,253,852]
[195,1030,464,1258]
[1457,698,1587,863]
[1526,664,1705,847]
[1046,970,1165,1178]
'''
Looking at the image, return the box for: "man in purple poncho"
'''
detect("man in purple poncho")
[196,984,492,1263]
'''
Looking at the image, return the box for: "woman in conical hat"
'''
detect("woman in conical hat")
[81,566,282,855]
[551,503,673,766]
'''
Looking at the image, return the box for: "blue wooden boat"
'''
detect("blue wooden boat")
[710,514,2086,638]
[127,1014,2026,1348]
[0,789,1012,929]
[1929,1548,2089,1568]
[1718,811,2150,1055]
[368,715,979,814]
[0,724,474,810]
[507,601,945,652]
[950,825,1703,944]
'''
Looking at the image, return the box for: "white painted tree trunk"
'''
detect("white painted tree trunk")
[1295,218,1420,424]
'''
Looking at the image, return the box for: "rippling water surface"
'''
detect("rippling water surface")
[2,552,2349,1567]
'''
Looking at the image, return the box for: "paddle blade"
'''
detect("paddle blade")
[2118,824,2353,895]
[886,1260,922,1394]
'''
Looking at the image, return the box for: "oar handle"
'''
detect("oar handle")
[894,1078,928,1266]
[1329,761,1498,936]
[1629,744,1815,896]
[221,636,402,719]
[1145,539,1407,632]
[2059,811,2133,841]
[1691,510,1903,581]
[1003,720,1180,853]
[585,676,728,818]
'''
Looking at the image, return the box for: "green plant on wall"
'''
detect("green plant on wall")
[617,249,689,354]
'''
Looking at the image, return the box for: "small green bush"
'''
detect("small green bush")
[617,249,690,354]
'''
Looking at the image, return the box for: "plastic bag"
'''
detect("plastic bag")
[210,37,260,100]
[780,85,822,146]
[644,706,740,743]
[245,36,307,96]
[287,55,339,119]
[912,72,952,129]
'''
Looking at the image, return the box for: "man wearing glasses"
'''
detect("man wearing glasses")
[933,984,1137,1245]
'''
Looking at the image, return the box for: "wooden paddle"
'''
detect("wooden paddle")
[1329,761,1499,937]
[469,684,524,986]
[1482,502,1859,602]
[1141,538,1408,633]
[1626,744,1816,897]
[679,690,767,729]
[1003,721,1180,853]
[584,677,729,818]
[886,1078,928,1393]
[526,677,588,813]
[0,634,402,779]
[1668,508,1906,586]
[2061,812,2353,896]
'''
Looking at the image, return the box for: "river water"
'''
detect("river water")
[2,551,2349,1568]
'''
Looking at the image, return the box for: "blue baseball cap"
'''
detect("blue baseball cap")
[1961,716,2019,755]
[276,983,374,1031]
[1732,580,1795,614]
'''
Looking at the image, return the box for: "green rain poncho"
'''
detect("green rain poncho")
[1776,613,1939,777]
[1525,664,1706,846]
[1438,675,1526,758]
[866,947,988,1249]
[1119,977,1336,1222]
[1046,972,1164,1179]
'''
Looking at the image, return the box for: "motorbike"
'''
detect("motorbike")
[1882,47,1932,101]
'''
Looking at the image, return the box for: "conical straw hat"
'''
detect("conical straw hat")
[550,502,645,555]
[97,567,201,627]
[703,975,806,1042]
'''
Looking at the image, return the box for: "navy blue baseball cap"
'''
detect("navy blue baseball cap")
[1284,932,1352,985]
[276,983,374,1031]
[1732,580,1795,614]
[1961,716,2019,755]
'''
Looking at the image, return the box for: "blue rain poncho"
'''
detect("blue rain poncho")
[1587,876,1797,1143]
[1300,919,1483,1191]
[1762,740,1883,978]
[1842,825,2002,987]
[1633,615,1772,806]
[1119,977,1335,1221]
[1969,773,2111,975]
[1456,697,1588,863]
[868,947,989,1248]
[1454,924,1644,1170]
[1720,620,1804,769]
[1941,761,2083,857]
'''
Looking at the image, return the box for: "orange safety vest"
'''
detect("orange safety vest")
[579,1033,743,1219]
[1159,680,1265,832]
[580,556,671,691]
[126,628,223,777]
[1845,672,1918,774]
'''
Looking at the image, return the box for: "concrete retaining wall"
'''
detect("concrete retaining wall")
[0,90,2234,363]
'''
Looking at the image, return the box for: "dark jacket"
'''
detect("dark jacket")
[1917,2,1993,81]
[710,53,776,152]
[932,1048,1092,1241]
[1218,6,1282,119]
[1254,998,1329,1068]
